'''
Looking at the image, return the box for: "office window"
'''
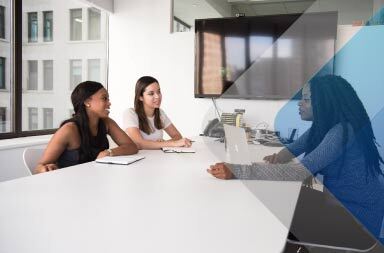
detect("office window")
[27,60,38,90]
[88,59,100,82]
[43,60,53,90]
[43,11,53,42]
[70,59,82,90]
[0,57,5,89]
[70,9,82,41]
[2,1,108,138]
[88,8,101,40]
[43,108,53,129]
[28,12,38,42]
[28,107,38,130]
[0,107,5,133]
[0,6,5,39]
[0,2,11,136]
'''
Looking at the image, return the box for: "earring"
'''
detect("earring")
[86,104,90,107]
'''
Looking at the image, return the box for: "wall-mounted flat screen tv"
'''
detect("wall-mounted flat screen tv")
[194,12,338,99]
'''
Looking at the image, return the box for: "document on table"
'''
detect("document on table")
[95,155,145,165]
[161,147,196,153]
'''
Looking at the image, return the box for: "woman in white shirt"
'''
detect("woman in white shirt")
[123,76,191,149]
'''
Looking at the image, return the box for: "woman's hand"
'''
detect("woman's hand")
[207,162,233,180]
[97,150,110,159]
[171,138,192,147]
[263,148,294,164]
[263,153,280,164]
[35,163,58,174]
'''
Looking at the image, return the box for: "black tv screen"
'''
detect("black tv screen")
[194,12,338,99]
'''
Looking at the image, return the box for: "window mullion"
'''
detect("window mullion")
[14,0,22,134]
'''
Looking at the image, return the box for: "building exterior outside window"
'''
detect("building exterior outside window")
[0,6,5,39]
[0,1,11,134]
[43,11,53,42]
[88,59,100,82]
[43,60,53,90]
[43,108,53,129]
[28,107,38,130]
[70,8,82,41]
[70,59,82,90]
[88,8,100,40]
[27,60,38,90]
[0,57,5,89]
[28,12,38,42]
[0,107,6,133]
[0,0,109,134]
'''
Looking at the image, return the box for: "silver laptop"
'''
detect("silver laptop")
[223,124,251,165]
[96,155,145,165]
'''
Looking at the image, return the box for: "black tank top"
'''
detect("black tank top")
[57,120,109,168]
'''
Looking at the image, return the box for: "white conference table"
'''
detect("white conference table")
[0,137,302,253]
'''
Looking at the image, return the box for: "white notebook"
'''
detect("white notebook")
[161,147,196,153]
[95,155,145,165]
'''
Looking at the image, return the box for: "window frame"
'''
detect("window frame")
[28,107,38,130]
[27,11,38,43]
[70,8,82,41]
[69,59,82,90]
[0,6,5,39]
[0,57,5,89]
[43,59,53,90]
[0,0,109,140]
[42,107,53,129]
[27,60,38,90]
[0,107,6,132]
[43,10,53,42]
[87,58,100,82]
[88,7,101,40]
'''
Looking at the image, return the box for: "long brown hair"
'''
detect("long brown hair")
[134,76,163,135]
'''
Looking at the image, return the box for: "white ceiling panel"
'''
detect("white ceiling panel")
[284,1,315,13]
[251,3,288,15]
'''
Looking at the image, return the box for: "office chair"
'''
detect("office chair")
[282,186,383,253]
[22,148,44,175]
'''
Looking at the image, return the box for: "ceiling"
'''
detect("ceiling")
[231,1,315,16]
[173,0,377,31]
[173,0,315,27]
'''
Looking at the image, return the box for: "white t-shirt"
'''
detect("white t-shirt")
[122,108,172,141]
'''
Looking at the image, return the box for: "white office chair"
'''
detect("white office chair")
[22,148,45,175]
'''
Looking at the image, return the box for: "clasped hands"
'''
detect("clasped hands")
[156,138,192,147]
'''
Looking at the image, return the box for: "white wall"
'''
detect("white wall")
[82,0,113,12]
[108,0,287,139]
